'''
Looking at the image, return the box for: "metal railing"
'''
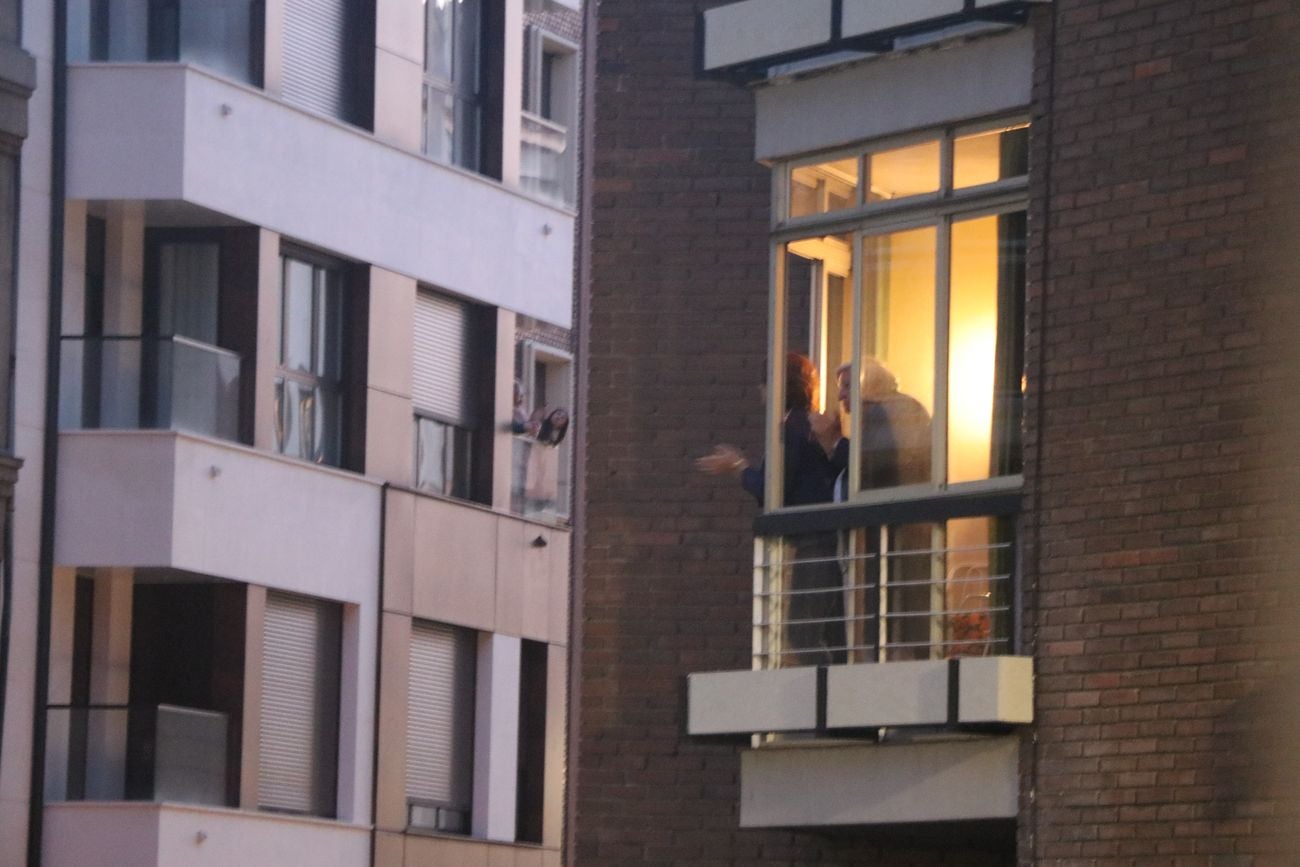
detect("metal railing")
[45,704,232,806]
[67,0,261,85]
[59,335,242,441]
[754,514,1016,668]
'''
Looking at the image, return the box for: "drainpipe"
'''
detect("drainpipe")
[27,0,69,861]
[369,482,388,863]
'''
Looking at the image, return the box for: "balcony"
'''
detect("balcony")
[65,63,575,327]
[60,335,241,442]
[55,429,381,600]
[686,500,1032,828]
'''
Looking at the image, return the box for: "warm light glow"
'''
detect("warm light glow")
[948,216,999,483]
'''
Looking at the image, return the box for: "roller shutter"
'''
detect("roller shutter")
[282,0,349,120]
[412,291,470,425]
[406,621,476,815]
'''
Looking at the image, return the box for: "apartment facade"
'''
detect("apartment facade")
[0,1,583,865]
[576,0,1299,864]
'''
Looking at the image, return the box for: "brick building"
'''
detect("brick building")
[574,1,1300,864]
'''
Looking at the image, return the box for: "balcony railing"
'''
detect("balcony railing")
[753,502,1017,669]
[511,434,571,522]
[59,335,242,441]
[46,704,232,806]
[67,0,261,86]
[519,111,574,207]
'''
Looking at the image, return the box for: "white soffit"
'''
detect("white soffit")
[840,0,965,37]
[754,26,1034,162]
[703,0,833,72]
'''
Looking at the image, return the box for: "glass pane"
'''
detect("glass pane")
[423,84,456,163]
[281,259,314,372]
[425,0,455,81]
[98,337,143,428]
[416,417,451,495]
[943,517,1014,658]
[758,533,850,668]
[163,338,241,440]
[789,157,859,219]
[857,227,936,493]
[948,212,1026,483]
[276,378,337,464]
[453,0,480,99]
[770,235,852,510]
[954,124,1029,189]
[178,0,254,83]
[159,242,219,344]
[866,140,940,202]
[313,267,341,379]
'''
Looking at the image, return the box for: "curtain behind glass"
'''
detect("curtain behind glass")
[990,211,1026,477]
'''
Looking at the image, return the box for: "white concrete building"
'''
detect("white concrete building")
[0,1,582,865]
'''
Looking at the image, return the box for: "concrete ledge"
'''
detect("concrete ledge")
[826,659,948,728]
[740,737,1019,827]
[841,0,964,38]
[702,0,833,72]
[958,656,1033,724]
[687,668,818,735]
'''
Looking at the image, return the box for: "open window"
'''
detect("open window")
[520,25,577,206]
[512,341,572,520]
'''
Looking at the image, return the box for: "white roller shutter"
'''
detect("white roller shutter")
[407,621,476,810]
[282,0,349,120]
[259,591,340,816]
[412,291,469,424]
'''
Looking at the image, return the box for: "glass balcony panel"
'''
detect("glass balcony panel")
[59,336,241,441]
[67,0,258,85]
[46,705,231,807]
[520,112,573,206]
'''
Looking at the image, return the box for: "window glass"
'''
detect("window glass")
[425,0,482,169]
[425,0,455,81]
[415,416,473,499]
[953,124,1029,189]
[158,242,220,344]
[281,258,314,372]
[857,227,936,494]
[947,212,1026,483]
[866,140,940,202]
[789,158,859,219]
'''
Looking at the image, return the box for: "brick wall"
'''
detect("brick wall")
[1024,1,1300,863]
[574,1,1014,863]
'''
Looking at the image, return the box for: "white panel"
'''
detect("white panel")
[826,660,949,728]
[958,655,1034,724]
[281,0,348,120]
[412,292,467,423]
[687,668,818,735]
[755,27,1034,161]
[740,738,1020,827]
[65,65,576,327]
[703,0,833,71]
[841,0,965,38]
[472,633,520,842]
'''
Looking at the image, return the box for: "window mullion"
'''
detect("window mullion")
[932,218,952,490]
[847,229,864,499]
[766,243,787,512]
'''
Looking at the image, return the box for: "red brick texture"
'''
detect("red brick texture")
[1022,1,1300,864]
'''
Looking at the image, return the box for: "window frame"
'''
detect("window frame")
[275,246,345,466]
[764,116,1030,514]
[423,0,484,170]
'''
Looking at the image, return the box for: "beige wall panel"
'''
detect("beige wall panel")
[367,268,416,398]
[383,488,416,615]
[373,831,405,867]
[494,519,552,641]
[541,850,562,867]
[412,497,497,631]
[375,613,412,831]
[491,310,516,511]
[365,388,414,485]
[404,834,492,867]
[545,529,570,646]
[542,645,566,848]
[958,655,1034,724]
[373,51,423,152]
[376,0,424,62]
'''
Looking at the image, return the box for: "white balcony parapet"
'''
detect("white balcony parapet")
[687,668,818,735]
[65,64,575,328]
[42,801,370,867]
[55,429,381,603]
[701,0,1048,78]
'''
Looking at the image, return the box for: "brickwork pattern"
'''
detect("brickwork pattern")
[575,1,1014,863]
[1023,0,1300,863]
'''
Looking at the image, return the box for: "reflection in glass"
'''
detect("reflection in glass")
[416,416,473,499]
[789,157,859,218]
[866,140,940,202]
[953,124,1029,189]
[858,227,936,493]
[948,212,1026,483]
[281,259,314,372]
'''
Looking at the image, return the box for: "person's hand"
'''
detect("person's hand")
[695,444,748,477]
[809,407,842,456]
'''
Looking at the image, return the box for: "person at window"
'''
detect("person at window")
[696,353,844,665]
[816,358,934,659]
[525,407,569,516]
